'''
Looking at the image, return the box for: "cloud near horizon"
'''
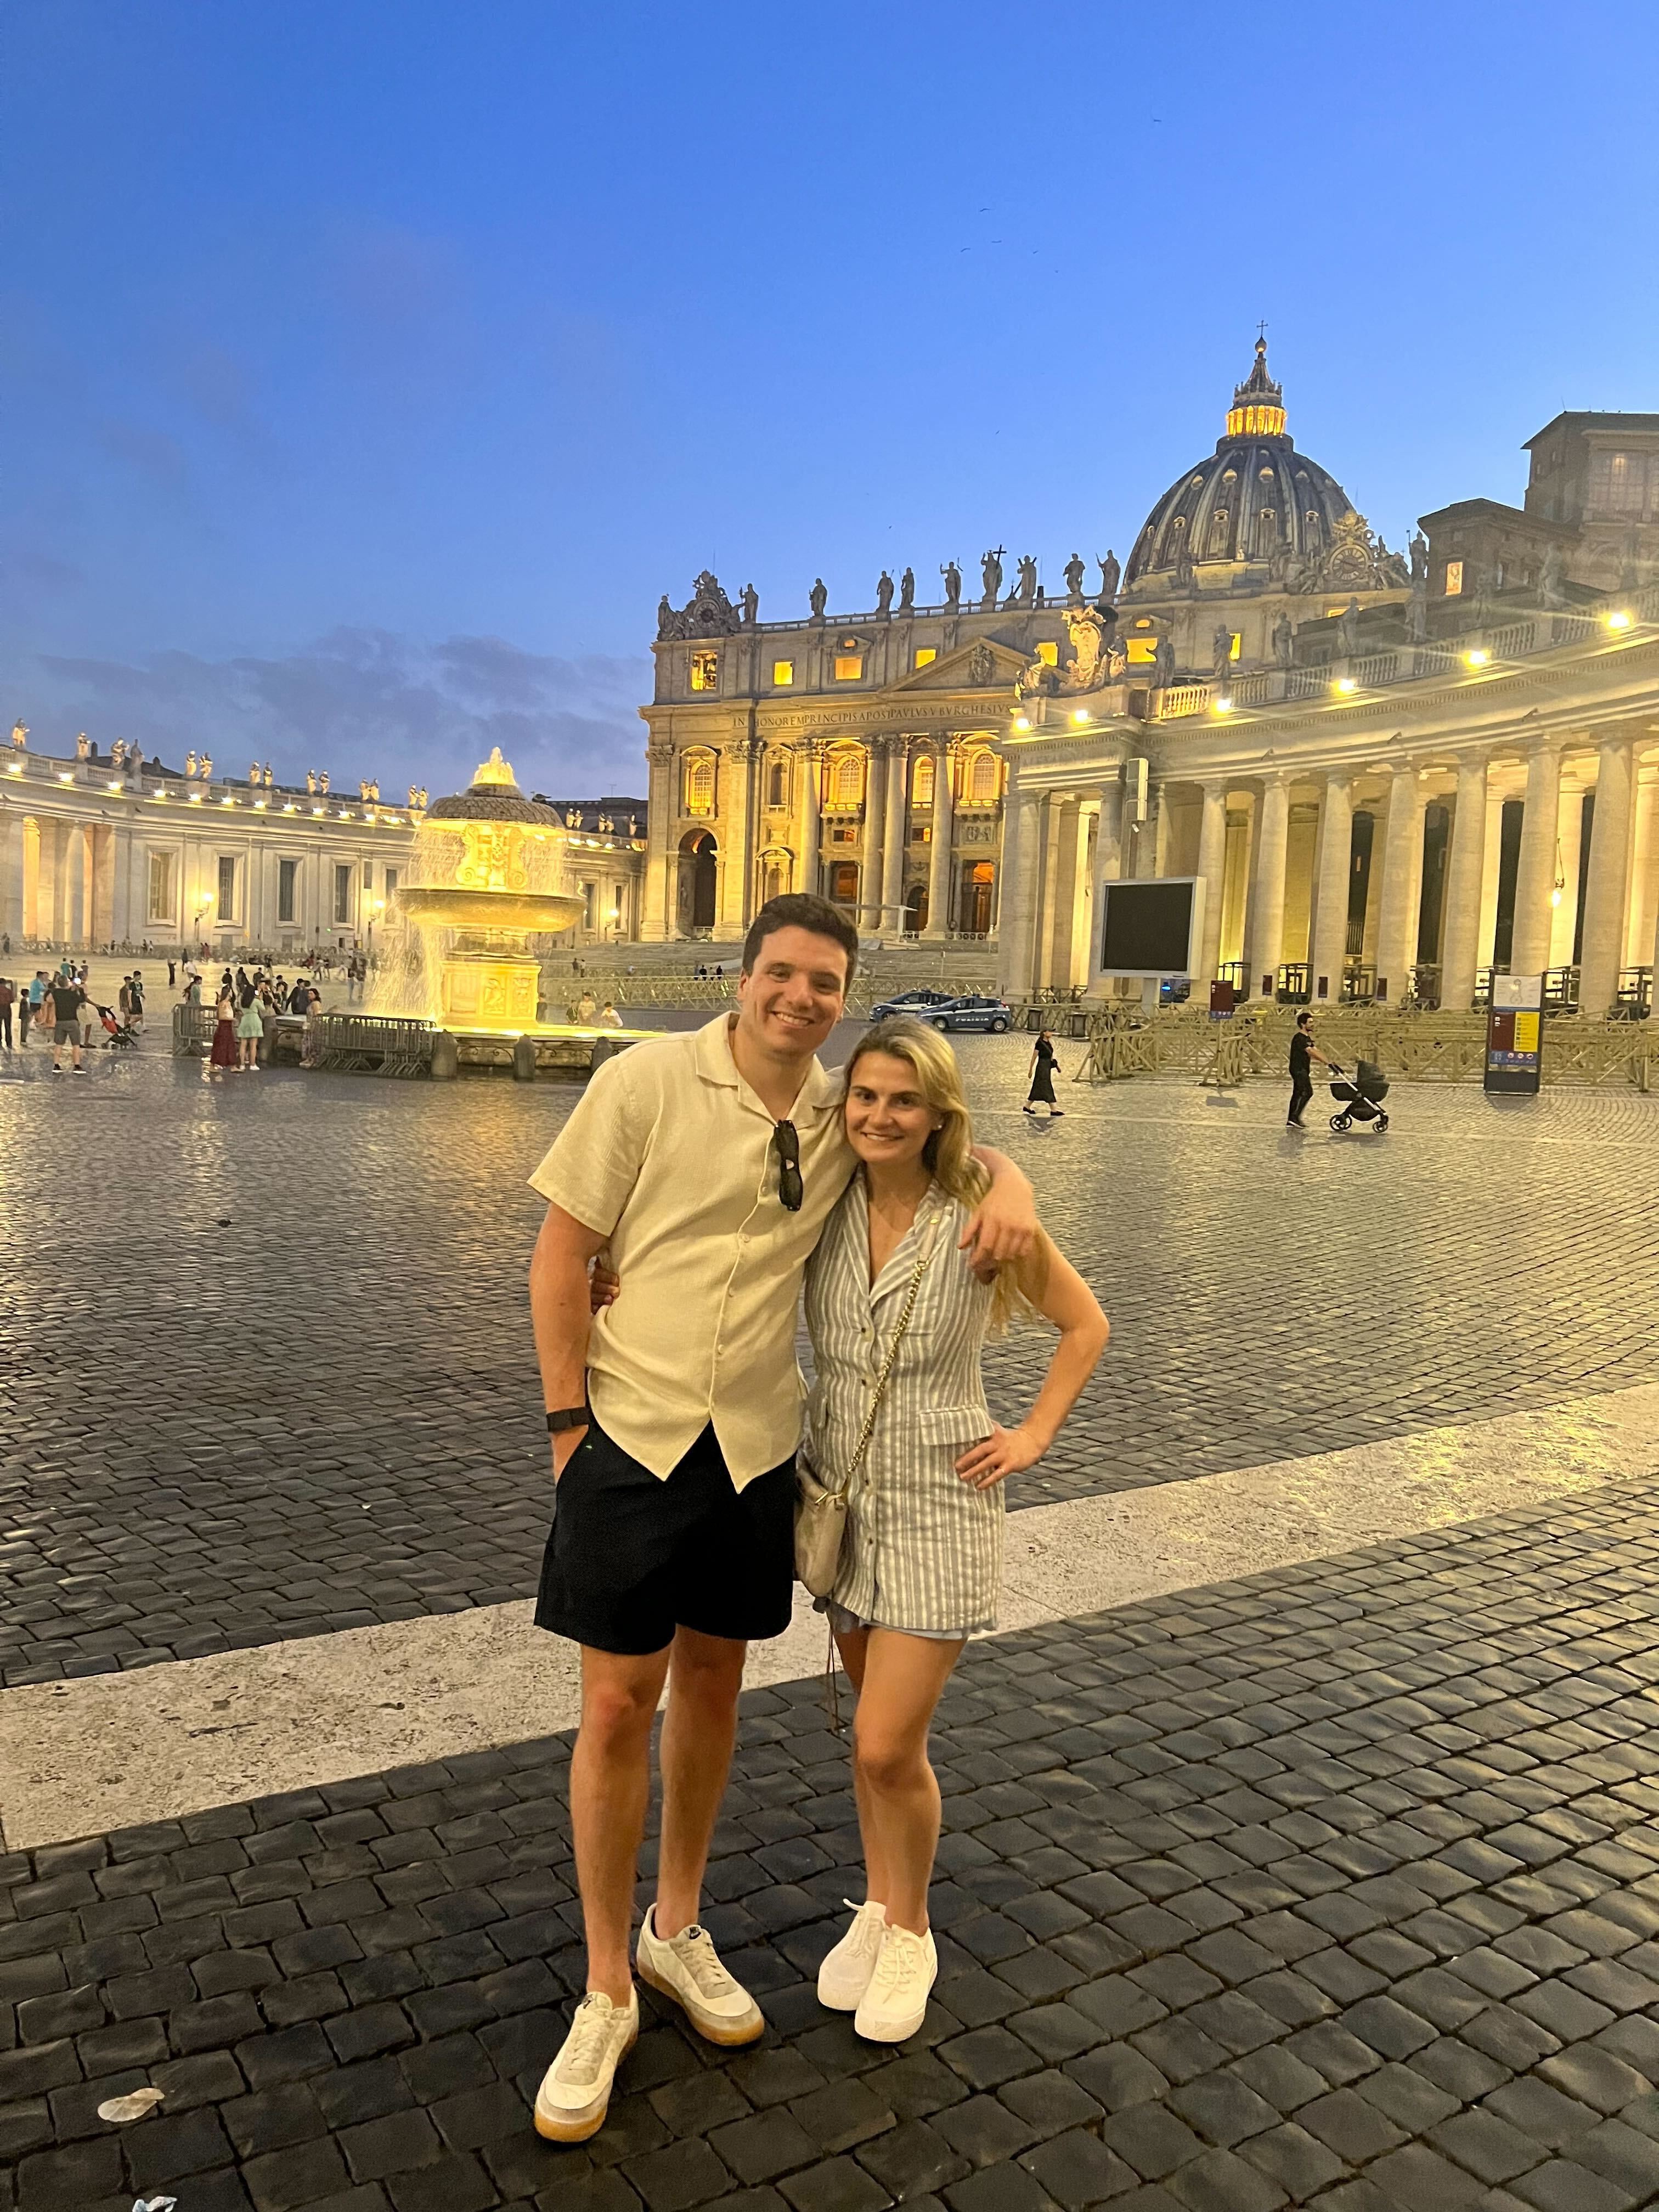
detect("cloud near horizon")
[9,629,653,800]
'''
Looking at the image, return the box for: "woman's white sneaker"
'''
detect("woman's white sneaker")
[533,1989,639,2142]
[854,1924,937,2043]
[636,1909,763,2045]
[817,1899,888,2011]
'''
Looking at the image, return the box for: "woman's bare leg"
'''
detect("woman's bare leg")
[841,1628,964,1936]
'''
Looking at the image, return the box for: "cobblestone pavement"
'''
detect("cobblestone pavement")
[2,1045,1658,1679]
[5,1485,1659,2209]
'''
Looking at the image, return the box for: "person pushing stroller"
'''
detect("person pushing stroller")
[1286,1010,1336,1127]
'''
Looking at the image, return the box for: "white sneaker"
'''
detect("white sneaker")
[817,1898,888,2011]
[854,1923,937,2044]
[533,1989,639,2142]
[636,1908,763,2046]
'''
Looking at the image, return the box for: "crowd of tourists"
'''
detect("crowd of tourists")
[524,893,1110,2143]
[185,961,326,1077]
[0,959,145,1069]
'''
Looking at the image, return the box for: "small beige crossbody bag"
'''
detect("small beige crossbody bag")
[794,1220,937,1598]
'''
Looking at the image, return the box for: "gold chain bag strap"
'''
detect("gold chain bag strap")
[794,1216,937,1599]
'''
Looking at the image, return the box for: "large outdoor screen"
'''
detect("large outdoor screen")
[1099,879,1197,976]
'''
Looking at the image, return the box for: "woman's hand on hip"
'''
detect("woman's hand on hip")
[955,1422,1042,1488]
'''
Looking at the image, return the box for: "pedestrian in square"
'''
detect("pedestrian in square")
[206,986,238,1077]
[0,975,13,1049]
[46,971,87,1073]
[1286,1009,1333,1128]
[525,893,1037,2144]
[1024,1028,1063,1117]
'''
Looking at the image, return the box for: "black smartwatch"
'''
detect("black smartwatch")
[545,1404,590,1434]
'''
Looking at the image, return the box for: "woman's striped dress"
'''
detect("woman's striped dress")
[803,1172,1002,1635]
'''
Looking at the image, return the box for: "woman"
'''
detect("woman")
[806,1016,1107,2044]
[235,987,264,1070]
[1024,1029,1062,1117]
[206,986,239,1077]
[298,983,325,1067]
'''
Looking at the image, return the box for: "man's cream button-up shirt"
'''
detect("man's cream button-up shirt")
[529,1014,853,1490]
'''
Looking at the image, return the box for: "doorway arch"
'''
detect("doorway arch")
[678,830,718,932]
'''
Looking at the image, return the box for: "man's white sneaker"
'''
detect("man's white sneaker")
[817,1898,888,2011]
[533,1988,638,2143]
[636,1909,763,2046]
[854,1923,937,2044]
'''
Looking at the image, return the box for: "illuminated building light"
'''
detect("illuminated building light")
[1605,610,1632,630]
[1071,709,1091,724]
[1335,677,1358,693]
[1214,696,1233,713]
[1464,648,1491,668]
[1013,715,1031,732]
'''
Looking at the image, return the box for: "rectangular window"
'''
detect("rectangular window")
[913,647,937,669]
[771,658,794,687]
[1444,560,1464,597]
[1229,632,1242,661]
[334,864,353,926]
[147,850,175,923]
[690,650,719,692]
[217,855,236,922]
[278,858,297,923]
[383,866,398,904]
[1036,641,1058,666]
[580,882,595,928]
[833,654,864,681]
[1589,450,1646,516]
[1126,637,1158,663]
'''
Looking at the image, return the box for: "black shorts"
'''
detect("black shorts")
[534,1418,796,1655]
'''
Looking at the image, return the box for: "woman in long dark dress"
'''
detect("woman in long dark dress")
[1024,1029,1062,1118]
[206,988,239,1077]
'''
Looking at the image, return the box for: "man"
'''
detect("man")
[1287,1008,1334,1128]
[47,968,87,1073]
[24,971,47,1048]
[0,975,13,1050]
[128,969,145,1033]
[525,893,1035,2142]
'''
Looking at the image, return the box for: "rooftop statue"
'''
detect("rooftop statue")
[9,719,25,749]
[1336,597,1361,657]
[1098,549,1120,601]
[1155,635,1176,686]
[186,751,199,777]
[75,731,90,760]
[979,548,1004,608]
[940,559,962,608]
[1063,553,1085,603]
[1410,531,1429,584]
[307,770,317,793]
[1272,612,1295,667]
[1011,555,1038,607]
[740,582,758,624]
[809,577,828,620]
[1539,541,1568,610]
[899,566,915,611]
[1212,624,1234,680]
[876,569,894,614]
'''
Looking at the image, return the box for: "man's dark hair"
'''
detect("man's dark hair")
[1296,1011,1312,1028]
[741,893,859,986]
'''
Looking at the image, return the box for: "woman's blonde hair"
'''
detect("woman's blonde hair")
[841,1015,1042,1329]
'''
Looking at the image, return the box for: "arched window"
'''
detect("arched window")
[682,753,715,814]
[967,751,999,805]
[1209,509,1231,556]
[1256,508,1278,557]
[767,755,789,810]
[912,753,934,810]
[831,751,864,808]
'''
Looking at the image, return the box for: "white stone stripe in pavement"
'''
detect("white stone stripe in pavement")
[3,1380,1657,1850]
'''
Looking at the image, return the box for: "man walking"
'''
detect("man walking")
[525,893,1034,2142]
[1287,1008,1334,1127]
[47,968,88,1073]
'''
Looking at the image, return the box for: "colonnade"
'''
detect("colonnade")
[1003,735,1659,1014]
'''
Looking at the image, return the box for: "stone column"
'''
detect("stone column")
[881,740,909,932]
[1549,772,1586,969]
[1511,743,1564,976]
[0,808,22,944]
[922,739,955,937]
[996,782,1042,999]
[1045,797,1080,986]
[1310,771,1353,1001]
[1439,753,1490,1011]
[1374,763,1425,1002]
[859,739,888,932]
[1084,777,1125,997]
[1195,780,1227,984]
[1244,774,1289,998]
[642,742,675,940]
[91,824,116,946]
[794,740,822,899]
[1578,735,1636,1015]
[719,737,760,936]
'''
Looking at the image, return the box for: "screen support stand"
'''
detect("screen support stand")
[1141,977,1162,1018]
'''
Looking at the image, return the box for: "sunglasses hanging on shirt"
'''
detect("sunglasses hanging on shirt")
[773,1118,803,1212]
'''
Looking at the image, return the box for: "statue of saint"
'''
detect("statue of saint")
[876,569,894,614]
[1407,577,1429,642]
[408,784,420,809]
[657,594,674,638]
[263,763,273,787]
[940,559,962,608]
[9,719,25,749]
[1098,550,1120,601]
[75,731,90,760]
[307,769,317,794]
[1212,624,1233,680]
[200,754,213,780]
[979,548,1004,608]
[1063,552,1085,602]
[111,738,126,768]
[317,769,328,794]
[1154,635,1176,686]
[1539,542,1567,610]
[358,779,370,802]
[740,583,758,625]
[809,577,828,620]
[253,762,264,787]
[899,566,915,611]
[1409,531,1429,585]
[1272,612,1295,667]
[185,751,199,778]
[1336,597,1360,658]
[1013,555,1039,605]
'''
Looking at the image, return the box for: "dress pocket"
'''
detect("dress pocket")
[915,1403,994,1446]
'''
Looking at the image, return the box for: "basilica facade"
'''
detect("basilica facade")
[641,342,1659,1016]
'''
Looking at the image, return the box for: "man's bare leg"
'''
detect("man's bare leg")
[570,1644,673,2001]
[653,1627,747,1939]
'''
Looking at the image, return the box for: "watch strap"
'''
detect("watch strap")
[545,1404,591,1434]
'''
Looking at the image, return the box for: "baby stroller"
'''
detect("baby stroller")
[98,1005,138,1051]
[1329,1058,1389,1133]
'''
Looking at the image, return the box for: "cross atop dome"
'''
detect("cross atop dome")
[1226,332,1286,440]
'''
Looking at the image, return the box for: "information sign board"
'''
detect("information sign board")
[1485,973,1544,1095]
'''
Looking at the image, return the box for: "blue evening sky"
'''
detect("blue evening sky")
[3,1,1656,797]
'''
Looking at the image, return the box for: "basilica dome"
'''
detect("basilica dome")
[1124,340,1361,588]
